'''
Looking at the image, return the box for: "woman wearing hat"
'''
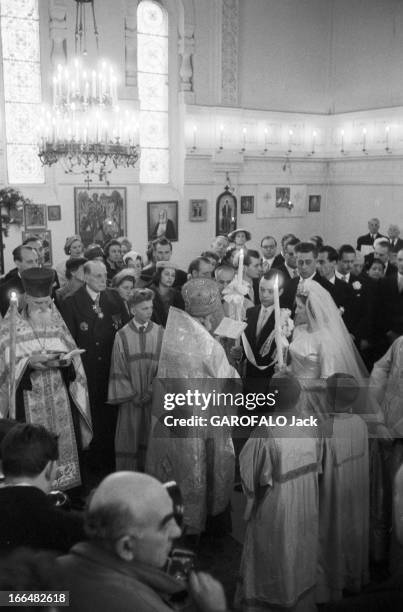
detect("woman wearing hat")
[149,261,185,327]
[111,269,137,317]
[55,236,84,289]
[227,228,252,251]
[122,250,144,286]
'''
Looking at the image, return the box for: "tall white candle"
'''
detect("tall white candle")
[273,275,284,368]
[9,291,18,419]
[219,124,224,148]
[237,248,244,285]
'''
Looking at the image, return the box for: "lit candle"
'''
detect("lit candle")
[9,291,18,419]
[219,124,224,149]
[192,124,197,148]
[385,125,390,151]
[91,70,96,99]
[288,129,293,152]
[312,130,316,154]
[341,129,344,153]
[362,128,367,151]
[237,248,244,285]
[264,127,268,151]
[242,127,247,150]
[52,76,57,106]
[273,275,284,368]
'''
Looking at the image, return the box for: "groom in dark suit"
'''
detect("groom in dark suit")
[242,270,283,395]
[280,242,335,310]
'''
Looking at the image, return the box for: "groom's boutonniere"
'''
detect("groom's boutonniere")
[352,281,362,290]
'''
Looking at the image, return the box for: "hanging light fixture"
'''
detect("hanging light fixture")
[38,0,140,185]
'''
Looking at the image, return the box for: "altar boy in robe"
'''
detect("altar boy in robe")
[108,289,163,471]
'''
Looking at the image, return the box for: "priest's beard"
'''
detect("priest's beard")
[29,307,53,329]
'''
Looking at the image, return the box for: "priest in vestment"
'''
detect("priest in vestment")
[108,288,163,471]
[0,268,92,490]
[146,278,238,536]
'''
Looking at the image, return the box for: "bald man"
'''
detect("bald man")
[58,472,227,612]
[60,261,130,481]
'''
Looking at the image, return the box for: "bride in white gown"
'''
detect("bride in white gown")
[287,280,369,420]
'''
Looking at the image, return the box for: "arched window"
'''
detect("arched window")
[0,0,43,183]
[137,0,169,184]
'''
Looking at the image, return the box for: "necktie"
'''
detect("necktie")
[256,308,270,337]
[93,294,103,318]
[342,275,348,283]
[293,269,299,278]
[139,325,146,333]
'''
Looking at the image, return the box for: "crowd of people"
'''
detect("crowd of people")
[0,216,403,611]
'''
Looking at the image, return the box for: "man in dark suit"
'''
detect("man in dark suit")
[281,242,335,310]
[364,240,397,277]
[0,423,84,553]
[387,224,403,254]
[60,261,129,481]
[317,246,357,334]
[260,235,284,273]
[275,237,300,281]
[140,237,187,288]
[0,245,38,316]
[356,217,385,251]
[374,248,403,350]
[243,249,262,306]
[242,270,281,394]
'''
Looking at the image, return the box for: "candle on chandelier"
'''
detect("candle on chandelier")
[312,131,316,154]
[264,127,268,151]
[288,129,293,152]
[219,124,224,149]
[341,129,344,153]
[192,124,197,148]
[362,128,367,151]
[242,127,247,150]
[385,126,390,150]
[91,70,96,100]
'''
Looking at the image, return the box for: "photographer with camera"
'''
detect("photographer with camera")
[58,471,228,612]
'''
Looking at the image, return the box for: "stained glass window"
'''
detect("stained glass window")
[137,0,169,184]
[0,0,44,183]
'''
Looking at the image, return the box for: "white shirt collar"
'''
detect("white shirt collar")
[285,264,296,277]
[328,275,336,284]
[132,319,149,331]
[335,270,350,282]
[86,286,99,301]
[299,272,316,282]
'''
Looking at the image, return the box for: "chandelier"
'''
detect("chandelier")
[38,0,140,185]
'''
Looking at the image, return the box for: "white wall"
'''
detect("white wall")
[3,0,403,273]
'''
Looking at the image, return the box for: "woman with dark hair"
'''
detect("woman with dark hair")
[149,261,184,327]
[103,239,123,285]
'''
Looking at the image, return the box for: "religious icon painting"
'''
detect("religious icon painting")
[22,230,53,266]
[189,199,207,222]
[308,195,321,212]
[47,205,61,221]
[147,201,178,242]
[24,203,47,230]
[74,187,127,247]
[240,196,254,214]
[216,188,237,236]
